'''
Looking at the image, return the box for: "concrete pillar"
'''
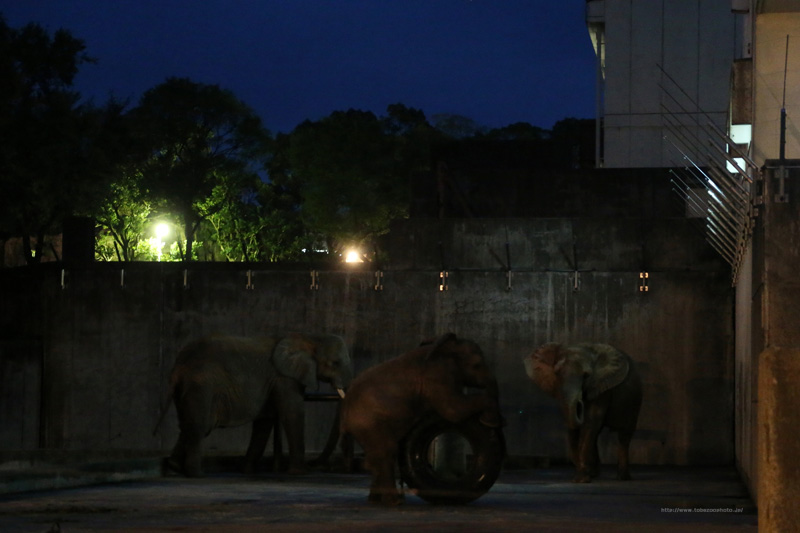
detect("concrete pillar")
[757,347,800,532]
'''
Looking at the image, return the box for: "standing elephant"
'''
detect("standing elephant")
[160,332,351,477]
[524,342,642,483]
[340,333,502,505]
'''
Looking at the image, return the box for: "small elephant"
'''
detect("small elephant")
[159,332,351,477]
[340,333,502,505]
[524,342,642,483]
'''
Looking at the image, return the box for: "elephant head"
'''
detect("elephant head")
[425,333,498,396]
[272,333,352,397]
[524,342,630,428]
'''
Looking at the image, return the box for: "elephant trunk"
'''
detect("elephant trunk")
[569,397,585,428]
[562,376,585,429]
[332,366,352,399]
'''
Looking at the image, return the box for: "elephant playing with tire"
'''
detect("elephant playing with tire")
[340,333,502,505]
[158,332,352,477]
[524,342,642,483]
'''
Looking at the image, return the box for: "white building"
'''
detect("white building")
[586,0,741,168]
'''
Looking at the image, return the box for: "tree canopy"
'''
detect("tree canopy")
[0,16,121,264]
[268,106,440,258]
[130,77,271,262]
[0,16,593,267]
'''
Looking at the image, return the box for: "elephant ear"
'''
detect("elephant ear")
[584,344,629,400]
[524,343,564,398]
[272,333,318,389]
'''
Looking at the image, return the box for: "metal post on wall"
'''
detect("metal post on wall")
[374,270,384,291]
[310,270,319,290]
[438,240,449,291]
[505,241,512,291]
[639,272,650,292]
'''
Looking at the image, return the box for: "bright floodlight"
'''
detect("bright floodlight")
[155,223,169,239]
[345,250,363,263]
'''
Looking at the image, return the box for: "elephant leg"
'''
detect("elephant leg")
[616,428,634,480]
[182,431,205,477]
[273,379,306,474]
[172,384,215,477]
[365,445,402,505]
[309,406,341,468]
[567,428,581,468]
[575,426,601,483]
[589,436,601,478]
[166,432,187,474]
[243,417,275,475]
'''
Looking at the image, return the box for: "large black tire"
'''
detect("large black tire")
[399,414,506,505]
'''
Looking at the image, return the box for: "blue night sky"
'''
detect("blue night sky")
[1,1,597,133]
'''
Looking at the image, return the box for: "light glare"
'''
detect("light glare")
[345,250,363,263]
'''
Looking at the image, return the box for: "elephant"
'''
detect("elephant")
[523,342,642,483]
[340,333,502,505]
[158,332,352,477]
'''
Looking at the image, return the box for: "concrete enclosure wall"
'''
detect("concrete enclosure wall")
[0,217,734,467]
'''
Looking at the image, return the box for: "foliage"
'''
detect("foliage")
[270,105,437,257]
[0,17,121,264]
[94,171,152,261]
[130,77,271,262]
[481,121,550,141]
[202,178,306,262]
[430,113,487,139]
[0,15,589,266]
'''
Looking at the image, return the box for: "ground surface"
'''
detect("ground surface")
[0,466,756,532]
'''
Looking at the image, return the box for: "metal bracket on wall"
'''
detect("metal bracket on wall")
[374,270,384,291]
[120,269,125,289]
[246,270,255,290]
[639,272,650,292]
[439,271,449,291]
[60,269,67,289]
[310,270,319,290]
[572,270,580,292]
[506,270,513,291]
[183,269,190,290]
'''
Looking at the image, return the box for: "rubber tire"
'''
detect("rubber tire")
[399,414,506,505]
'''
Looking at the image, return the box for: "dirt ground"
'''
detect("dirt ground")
[0,465,756,532]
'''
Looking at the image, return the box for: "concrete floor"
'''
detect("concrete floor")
[0,465,756,532]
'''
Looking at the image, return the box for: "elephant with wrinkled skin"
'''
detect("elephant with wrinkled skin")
[340,333,502,505]
[524,342,642,483]
[160,332,351,477]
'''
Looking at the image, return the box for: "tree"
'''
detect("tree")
[132,77,271,262]
[203,178,306,262]
[430,113,487,139]
[270,108,415,257]
[94,165,153,261]
[482,122,549,141]
[0,17,118,264]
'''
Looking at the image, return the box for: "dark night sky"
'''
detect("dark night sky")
[2,1,597,133]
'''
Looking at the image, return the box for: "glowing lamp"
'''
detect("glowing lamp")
[155,223,169,239]
[345,250,363,263]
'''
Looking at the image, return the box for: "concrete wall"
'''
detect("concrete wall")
[0,217,734,468]
[752,13,800,164]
